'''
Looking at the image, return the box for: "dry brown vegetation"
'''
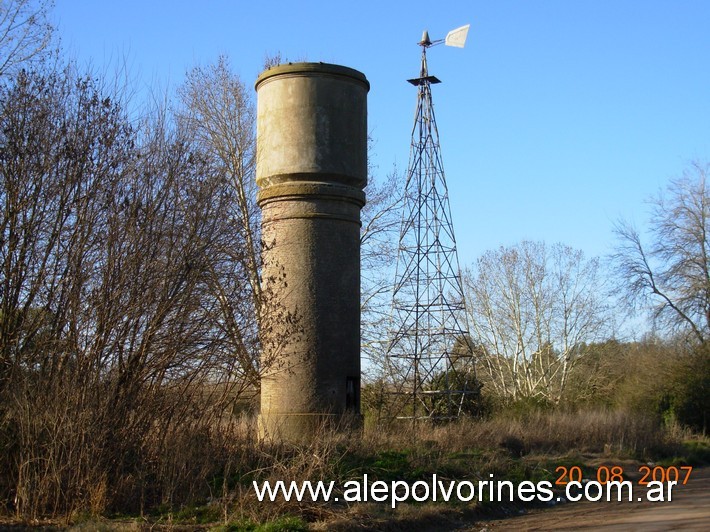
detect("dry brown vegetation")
[0,61,262,521]
[4,402,702,527]
[1,309,703,527]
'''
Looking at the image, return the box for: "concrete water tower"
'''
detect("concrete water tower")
[255,63,369,441]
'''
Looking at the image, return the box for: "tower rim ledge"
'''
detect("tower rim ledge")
[256,62,370,91]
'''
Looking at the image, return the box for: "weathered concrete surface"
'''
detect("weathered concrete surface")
[255,63,369,441]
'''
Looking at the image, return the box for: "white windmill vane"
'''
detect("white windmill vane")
[444,24,470,48]
[417,23,471,48]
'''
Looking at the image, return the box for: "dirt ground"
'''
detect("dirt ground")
[469,466,709,531]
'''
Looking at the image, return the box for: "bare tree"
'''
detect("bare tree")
[175,56,262,388]
[613,162,710,344]
[0,0,54,77]
[0,48,412,521]
[464,241,610,403]
[176,57,406,381]
[0,63,259,517]
[360,165,404,373]
[0,65,135,516]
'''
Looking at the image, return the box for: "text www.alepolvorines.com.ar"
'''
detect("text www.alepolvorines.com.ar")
[253,474,677,508]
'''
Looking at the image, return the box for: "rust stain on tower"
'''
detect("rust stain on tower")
[255,63,369,440]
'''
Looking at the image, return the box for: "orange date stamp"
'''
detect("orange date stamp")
[555,465,693,486]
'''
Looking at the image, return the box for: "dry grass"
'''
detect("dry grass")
[0,406,695,528]
[220,408,684,526]
[414,409,674,457]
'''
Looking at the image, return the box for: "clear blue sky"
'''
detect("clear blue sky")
[52,0,710,267]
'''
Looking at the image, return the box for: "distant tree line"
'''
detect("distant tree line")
[454,163,710,431]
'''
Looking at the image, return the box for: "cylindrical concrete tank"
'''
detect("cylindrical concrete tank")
[255,63,369,441]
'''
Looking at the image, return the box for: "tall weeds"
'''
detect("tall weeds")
[0,395,690,523]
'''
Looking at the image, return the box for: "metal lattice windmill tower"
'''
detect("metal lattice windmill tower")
[386,25,479,421]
